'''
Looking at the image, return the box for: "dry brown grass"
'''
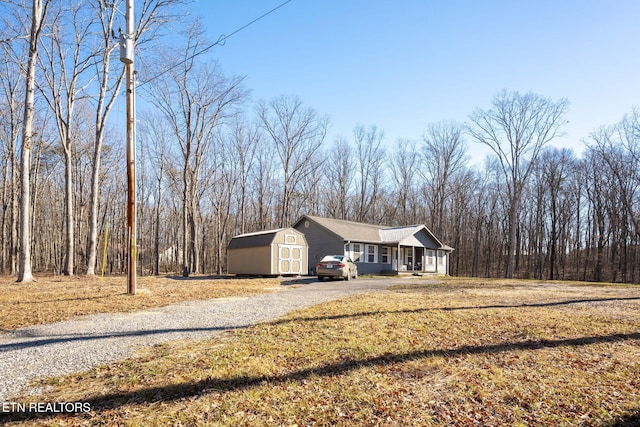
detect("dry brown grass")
[4,279,640,426]
[0,274,286,330]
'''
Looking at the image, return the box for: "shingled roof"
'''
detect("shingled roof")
[303,215,385,243]
[296,215,453,251]
[227,228,285,250]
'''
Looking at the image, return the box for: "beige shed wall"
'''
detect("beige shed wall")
[228,246,273,275]
[227,228,308,275]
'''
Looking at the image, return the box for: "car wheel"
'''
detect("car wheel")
[353,270,358,279]
[318,276,324,281]
[344,273,350,281]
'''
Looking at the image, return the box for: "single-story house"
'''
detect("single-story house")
[227,228,308,276]
[292,215,454,276]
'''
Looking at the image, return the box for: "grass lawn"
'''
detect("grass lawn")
[4,278,640,426]
[0,274,286,330]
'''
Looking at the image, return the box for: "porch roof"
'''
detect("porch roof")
[379,225,423,244]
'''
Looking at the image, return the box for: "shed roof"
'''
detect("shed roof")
[227,228,285,250]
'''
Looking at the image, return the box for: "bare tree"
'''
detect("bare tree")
[227,118,260,234]
[421,121,468,236]
[389,138,419,225]
[467,90,569,278]
[353,124,385,223]
[145,21,246,276]
[17,0,51,283]
[589,110,640,239]
[84,0,125,276]
[138,111,174,275]
[86,0,188,276]
[251,133,278,230]
[540,147,577,280]
[585,116,640,283]
[0,41,24,275]
[38,2,97,275]
[323,136,353,220]
[257,95,328,227]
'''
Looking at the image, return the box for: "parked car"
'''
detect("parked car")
[316,255,358,281]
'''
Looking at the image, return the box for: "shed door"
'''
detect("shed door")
[278,244,303,274]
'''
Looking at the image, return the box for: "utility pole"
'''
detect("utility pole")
[120,0,136,295]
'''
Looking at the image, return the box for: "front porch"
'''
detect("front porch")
[389,245,448,275]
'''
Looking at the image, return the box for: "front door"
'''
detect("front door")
[414,248,423,271]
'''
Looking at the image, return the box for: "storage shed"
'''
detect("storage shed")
[227,228,308,276]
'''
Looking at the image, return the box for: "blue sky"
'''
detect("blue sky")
[188,0,640,162]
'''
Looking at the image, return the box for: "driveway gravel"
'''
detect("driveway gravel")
[0,277,409,401]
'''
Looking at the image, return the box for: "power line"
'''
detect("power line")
[137,0,293,88]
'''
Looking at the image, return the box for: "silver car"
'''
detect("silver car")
[316,255,358,281]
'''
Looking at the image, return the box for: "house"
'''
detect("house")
[227,228,308,276]
[292,215,454,276]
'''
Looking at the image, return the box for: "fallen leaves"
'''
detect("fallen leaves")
[6,280,640,426]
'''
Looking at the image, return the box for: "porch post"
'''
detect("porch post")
[412,247,415,271]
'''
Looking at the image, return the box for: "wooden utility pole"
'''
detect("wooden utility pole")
[121,0,136,294]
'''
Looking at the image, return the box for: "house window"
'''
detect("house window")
[366,245,377,263]
[438,251,445,265]
[352,243,362,262]
[381,247,390,264]
[427,250,434,265]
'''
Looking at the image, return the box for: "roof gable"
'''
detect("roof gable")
[380,225,445,248]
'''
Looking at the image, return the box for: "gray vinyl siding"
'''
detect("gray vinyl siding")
[294,220,345,274]
[354,257,384,275]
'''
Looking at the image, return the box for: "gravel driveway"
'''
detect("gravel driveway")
[0,277,407,401]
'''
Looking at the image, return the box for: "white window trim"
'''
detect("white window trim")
[427,250,434,265]
[350,243,363,263]
[366,244,378,263]
[381,246,391,264]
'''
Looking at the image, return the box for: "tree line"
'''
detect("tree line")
[2,1,639,283]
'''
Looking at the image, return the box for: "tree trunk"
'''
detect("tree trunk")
[181,168,189,276]
[85,139,101,276]
[63,147,74,275]
[17,0,46,283]
[10,146,18,276]
[506,201,518,278]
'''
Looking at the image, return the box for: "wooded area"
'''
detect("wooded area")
[2,1,639,283]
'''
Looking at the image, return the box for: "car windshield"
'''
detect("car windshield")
[320,255,344,262]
